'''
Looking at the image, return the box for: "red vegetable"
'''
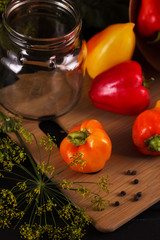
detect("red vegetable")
[89,61,150,115]
[132,100,160,155]
[137,0,160,37]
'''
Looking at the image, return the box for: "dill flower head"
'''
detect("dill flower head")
[0,189,24,228]
[58,203,91,240]
[0,111,22,133]
[40,134,57,151]
[0,0,9,13]
[0,137,26,172]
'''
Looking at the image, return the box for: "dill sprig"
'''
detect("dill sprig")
[0,110,111,240]
[0,0,8,14]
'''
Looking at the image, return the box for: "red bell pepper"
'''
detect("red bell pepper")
[132,100,160,155]
[137,0,160,37]
[89,61,150,115]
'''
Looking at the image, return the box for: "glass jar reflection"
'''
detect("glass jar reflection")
[0,0,87,120]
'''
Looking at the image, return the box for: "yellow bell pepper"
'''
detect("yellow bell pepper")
[86,22,136,79]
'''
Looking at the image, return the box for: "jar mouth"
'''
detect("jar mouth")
[3,0,82,50]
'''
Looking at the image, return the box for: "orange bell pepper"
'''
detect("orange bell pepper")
[86,22,136,79]
[60,119,112,173]
[132,100,160,155]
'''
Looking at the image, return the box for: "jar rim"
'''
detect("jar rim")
[2,0,82,50]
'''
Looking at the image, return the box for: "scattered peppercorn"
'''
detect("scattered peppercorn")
[120,191,126,196]
[134,192,142,201]
[114,201,120,206]
[131,170,137,175]
[133,179,139,184]
[134,195,139,201]
[136,192,142,198]
[127,170,132,175]
[126,170,137,175]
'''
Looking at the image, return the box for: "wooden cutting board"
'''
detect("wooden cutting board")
[4,57,160,232]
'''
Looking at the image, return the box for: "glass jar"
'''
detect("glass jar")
[0,0,87,120]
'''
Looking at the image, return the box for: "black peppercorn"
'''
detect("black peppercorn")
[126,170,137,175]
[120,191,126,196]
[134,195,139,201]
[134,192,142,201]
[131,170,137,175]
[136,192,142,198]
[127,170,132,175]
[114,201,120,206]
[133,179,139,184]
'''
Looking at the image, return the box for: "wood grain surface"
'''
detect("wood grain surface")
[4,58,160,232]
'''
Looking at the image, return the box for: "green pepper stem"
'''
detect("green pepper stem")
[67,128,89,147]
[145,134,160,152]
[148,31,160,44]
[142,75,154,89]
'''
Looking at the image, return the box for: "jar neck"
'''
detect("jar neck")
[2,0,82,52]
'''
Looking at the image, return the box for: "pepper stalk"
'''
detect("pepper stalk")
[145,134,160,152]
[67,128,89,147]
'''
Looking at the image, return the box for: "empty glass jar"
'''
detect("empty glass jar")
[0,0,86,120]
